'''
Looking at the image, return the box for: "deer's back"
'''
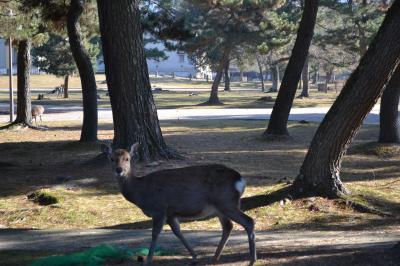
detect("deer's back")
[32,105,44,116]
[129,164,243,219]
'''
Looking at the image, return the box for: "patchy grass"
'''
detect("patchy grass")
[27,189,60,206]
[349,142,400,158]
[0,75,341,109]
[0,74,106,89]
[0,120,399,232]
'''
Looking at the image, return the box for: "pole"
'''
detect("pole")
[8,36,14,122]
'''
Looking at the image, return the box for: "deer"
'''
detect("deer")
[101,143,256,265]
[31,105,44,126]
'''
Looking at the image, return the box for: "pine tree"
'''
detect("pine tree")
[178,0,284,104]
[264,0,320,136]
[22,0,100,141]
[32,33,77,95]
[0,0,45,129]
[293,0,400,198]
[97,0,175,160]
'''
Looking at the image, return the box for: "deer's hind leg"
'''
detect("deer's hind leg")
[167,216,197,260]
[213,214,233,262]
[219,207,256,265]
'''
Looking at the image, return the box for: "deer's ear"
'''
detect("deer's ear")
[130,142,140,157]
[101,144,112,156]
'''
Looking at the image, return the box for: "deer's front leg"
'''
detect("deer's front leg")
[145,214,166,265]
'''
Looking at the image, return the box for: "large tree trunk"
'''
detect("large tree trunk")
[64,75,69,98]
[97,0,172,160]
[312,68,318,84]
[293,0,400,199]
[271,64,280,92]
[208,68,224,104]
[207,46,230,104]
[379,66,400,143]
[264,0,319,136]
[15,39,32,125]
[299,56,309,97]
[257,57,265,92]
[325,68,333,90]
[67,0,98,142]
[224,60,230,91]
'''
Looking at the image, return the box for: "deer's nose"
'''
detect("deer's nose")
[116,167,123,174]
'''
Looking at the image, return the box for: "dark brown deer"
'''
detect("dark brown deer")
[101,143,256,265]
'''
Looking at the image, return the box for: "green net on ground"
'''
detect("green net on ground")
[131,244,178,257]
[29,244,178,266]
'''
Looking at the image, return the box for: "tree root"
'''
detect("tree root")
[338,197,392,217]
[242,181,392,217]
[0,122,48,131]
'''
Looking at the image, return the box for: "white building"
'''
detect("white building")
[97,41,211,79]
[146,42,211,78]
[0,37,210,79]
[0,39,17,75]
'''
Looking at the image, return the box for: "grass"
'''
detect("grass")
[0,74,341,109]
[349,142,400,158]
[27,189,60,206]
[0,119,399,232]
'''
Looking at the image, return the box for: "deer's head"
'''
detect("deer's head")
[101,143,139,178]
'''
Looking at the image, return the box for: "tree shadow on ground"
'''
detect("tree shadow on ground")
[140,243,400,266]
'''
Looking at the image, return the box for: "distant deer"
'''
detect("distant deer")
[31,105,44,125]
[101,143,256,265]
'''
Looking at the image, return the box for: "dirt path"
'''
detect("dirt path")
[1,228,399,265]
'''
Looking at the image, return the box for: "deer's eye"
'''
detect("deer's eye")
[125,158,129,162]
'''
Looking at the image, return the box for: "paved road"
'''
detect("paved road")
[0,104,382,124]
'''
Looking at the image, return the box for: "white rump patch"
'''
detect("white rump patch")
[235,178,246,195]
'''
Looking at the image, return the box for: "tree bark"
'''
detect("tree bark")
[97,0,172,160]
[207,46,230,104]
[379,66,400,143]
[312,69,318,84]
[271,64,280,92]
[264,0,319,136]
[299,56,309,97]
[67,0,98,142]
[63,75,69,98]
[257,57,265,92]
[325,69,333,90]
[293,0,400,199]
[15,39,32,125]
[224,60,230,91]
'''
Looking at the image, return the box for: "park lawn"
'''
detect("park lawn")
[0,74,341,109]
[0,119,399,232]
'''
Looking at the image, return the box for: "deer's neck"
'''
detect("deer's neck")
[116,173,140,204]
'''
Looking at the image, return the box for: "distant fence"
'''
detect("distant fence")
[0,67,41,75]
